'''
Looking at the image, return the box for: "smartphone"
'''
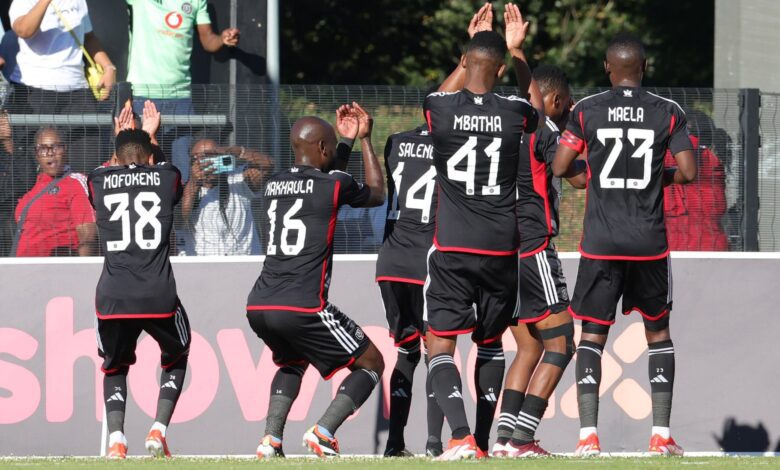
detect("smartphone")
[202,154,236,174]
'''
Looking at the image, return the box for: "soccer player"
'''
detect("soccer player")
[89,127,188,459]
[376,4,495,457]
[376,124,442,457]
[552,33,696,456]
[248,103,386,459]
[492,63,587,457]
[422,5,544,460]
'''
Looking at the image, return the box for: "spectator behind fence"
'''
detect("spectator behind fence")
[664,133,728,251]
[126,0,239,183]
[180,138,272,256]
[8,0,116,177]
[0,112,15,255]
[12,126,97,256]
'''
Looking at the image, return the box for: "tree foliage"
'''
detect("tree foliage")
[281,0,713,88]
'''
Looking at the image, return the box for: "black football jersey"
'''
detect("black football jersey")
[424,89,539,255]
[560,87,693,259]
[88,163,183,318]
[516,117,562,255]
[375,126,436,283]
[247,166,370,312]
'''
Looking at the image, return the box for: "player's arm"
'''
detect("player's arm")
[334,104,360,172]
[438,3,493,93]
[196,2,240,54]
[76,223,98,256]
[565,156,588,189]
[663,109,697,186]
[663,150,696,186]
[353,102,385,207]
[181,158,211,221]
[504,3,544,131]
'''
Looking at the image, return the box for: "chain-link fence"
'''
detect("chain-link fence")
[0,83,771,257]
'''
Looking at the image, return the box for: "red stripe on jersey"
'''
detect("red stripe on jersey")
[567,306,615,326]
[560,131,585,153]
[427,325,476,337]
[433,238,518,256]
[578,248,671,261]
[376,276,426,285]
[529,132,553,236]
[425,110,432,132]
[624,307,670,321]
[392,331,422,347]
[96,310,177,319]
[324,357,355,381]
[475,333,504,345]
[668,115,676,135]
[518,238,549,258]
[516,308,553,324]
[247,305,323,313]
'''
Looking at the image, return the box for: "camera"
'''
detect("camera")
[202,154,236,174]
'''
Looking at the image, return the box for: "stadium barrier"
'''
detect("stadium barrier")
[0,84,774,257]
[0,254,777,456]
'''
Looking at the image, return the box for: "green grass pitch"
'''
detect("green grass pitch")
[1,457,779,469]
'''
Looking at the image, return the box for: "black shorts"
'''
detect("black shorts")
[514,243,570,324]
[570,256,672,330]
[246,303,371,380]
[424,248,517,344]
[97,302,191,374]
[379,281,425,347]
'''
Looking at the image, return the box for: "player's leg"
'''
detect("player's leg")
[422,336,445,457]
[624,257,682,456]
[143,303,192,458]
[569,258,624,456]
[247,308,309,458]
[508,312,574,456]
[494,323,543,454]
[469,253,518,456]
[424,249,480,460]
[302,304,384,457]
[473,336,505,454]
[97,318,142,459]
[379,281,423,457]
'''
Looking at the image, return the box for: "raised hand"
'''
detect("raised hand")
[336,104,359,140]
[141,100,161,138]
[504,2,530,51]
[468,2,494,38]
[351,102,373,140]
[113,100,135,136]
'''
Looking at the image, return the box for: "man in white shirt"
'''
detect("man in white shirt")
[180,138,273,256]
[8,0,116,177]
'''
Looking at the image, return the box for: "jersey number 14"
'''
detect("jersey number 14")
[387,162,436,223]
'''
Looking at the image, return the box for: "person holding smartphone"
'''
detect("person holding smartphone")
[180,138,273,256]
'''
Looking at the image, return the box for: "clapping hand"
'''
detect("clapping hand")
[336,104,359,140]
[504,3,530,51]
[468,2,494,38]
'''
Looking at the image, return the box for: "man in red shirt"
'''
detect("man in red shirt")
[13,127,96,256]
[664,134,728,251]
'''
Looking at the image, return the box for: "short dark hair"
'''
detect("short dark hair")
[533,64,570,96]
[607,32,645,59]
[115,129,152,162]
[465,31,507,61]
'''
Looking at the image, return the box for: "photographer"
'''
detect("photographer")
[180,138,273,256]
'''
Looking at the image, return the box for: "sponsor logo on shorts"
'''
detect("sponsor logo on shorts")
[354,327,364,341]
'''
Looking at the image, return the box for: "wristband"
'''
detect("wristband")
[338,137,355,148]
